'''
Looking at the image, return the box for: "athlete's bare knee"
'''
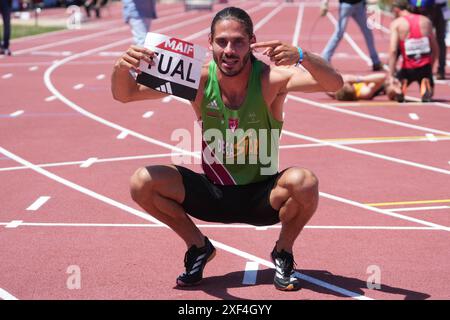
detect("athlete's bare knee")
[283,168,319,196]
[282,168,319,216]
[129,167,152,203]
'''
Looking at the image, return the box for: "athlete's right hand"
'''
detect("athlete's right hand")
[115,46,155,74]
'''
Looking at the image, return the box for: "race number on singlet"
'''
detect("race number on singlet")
[404,37,431,59]
[136,33,207,101]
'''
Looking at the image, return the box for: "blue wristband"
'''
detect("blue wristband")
[295,47,303,66]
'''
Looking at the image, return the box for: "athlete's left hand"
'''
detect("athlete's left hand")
[251,41,301,66]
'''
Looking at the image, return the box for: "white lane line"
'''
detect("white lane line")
[292,270,370,299]
[242,262,259,285]
[45,95,57,102]
[0,146,163,225]
[209,239,372,300]
[73,83,84,90]
[2,134,448,173]
[0,288,18,300]
[79,157,97,168]
[142,111,154,119]
[409,113,419,120]
[5,220,23,228]
[26,196,51,211]
[320,192,450,231]
[0,222,440,230]
[280,135,450,149]
[98,51,122,57]
[426,133,438,142]
[286,95,450,137]
[9,110,24,117]
[304,226,438,230]
[0,152,184,172]
[2,73,13,79]
[116,131,128,139]
[29,66,39,71]
[31,51,73,57]
[162,96,172,103]
[253,3,285,30]
[389,205,450,212]
[283,129,450,176]
[291,2,304,46]
[13,27,127,56]
[96,74,105,80]
[255,226,268,230]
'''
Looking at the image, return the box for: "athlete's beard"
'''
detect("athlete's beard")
[214,50,252,77]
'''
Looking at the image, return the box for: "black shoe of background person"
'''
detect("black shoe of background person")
[0,47,11,56]
[271,245,301,291]
[395,93,405,103]
[421,89,433,103]
[372,63,383,71]
[436,71,445,80]
[176,237,216,287]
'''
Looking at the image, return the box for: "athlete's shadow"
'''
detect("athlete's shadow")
[174,268,430,300]
[428,98,450,103]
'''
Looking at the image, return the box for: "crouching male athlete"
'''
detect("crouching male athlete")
[111,7,343,291]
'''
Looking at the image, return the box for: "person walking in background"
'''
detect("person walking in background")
[84,0,109,19]
[122,0,157,46]
[320,0,382,71]
[0,0,11,55]
[429,0,448,79]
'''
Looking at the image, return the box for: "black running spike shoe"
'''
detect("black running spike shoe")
[176,237,216,287]
[271,246,301,291]
[421,88,433,102]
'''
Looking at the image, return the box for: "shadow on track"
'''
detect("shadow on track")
[174,268,430,300]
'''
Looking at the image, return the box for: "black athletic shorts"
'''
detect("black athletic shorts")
[174,165,282,226]
[397,64,434,87]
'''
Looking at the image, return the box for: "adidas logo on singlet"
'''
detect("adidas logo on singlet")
[247,111,260,124]
[207,100,219,110]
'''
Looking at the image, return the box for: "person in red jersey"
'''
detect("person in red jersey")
[389,0,439,102]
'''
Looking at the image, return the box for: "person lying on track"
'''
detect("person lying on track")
[111,6,343,291]
[327,72,404,102]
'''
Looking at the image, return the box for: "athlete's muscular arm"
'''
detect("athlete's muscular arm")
[111,46,169,102]
[426,20,439,67]
[251,40,343,93]
[388,20,400,79]
[190,64,210,119]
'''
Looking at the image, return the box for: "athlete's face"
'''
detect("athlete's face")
[209,19,255,77]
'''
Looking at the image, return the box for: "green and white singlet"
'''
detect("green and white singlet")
[200,59,283,185]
